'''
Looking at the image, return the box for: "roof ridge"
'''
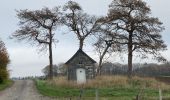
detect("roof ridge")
[65,49,96,64]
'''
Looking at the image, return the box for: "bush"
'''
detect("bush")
[0,69,9,83]
[0,40,10,84]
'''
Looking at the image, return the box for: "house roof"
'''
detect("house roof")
[65,49,96,64]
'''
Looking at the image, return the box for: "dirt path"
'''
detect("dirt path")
[0,80,56,100]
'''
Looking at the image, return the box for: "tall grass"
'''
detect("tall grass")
[47,75,170,90]
[36,76,170,99]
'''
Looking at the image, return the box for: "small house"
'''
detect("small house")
[65,49,96,83]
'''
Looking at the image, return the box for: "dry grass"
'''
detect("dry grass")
[129,76,169,89]
[47,75,170,90]
[86,75,128,88]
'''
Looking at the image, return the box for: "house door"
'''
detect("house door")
[76,68,86,84]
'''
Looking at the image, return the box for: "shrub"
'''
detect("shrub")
[0,69,9,83]
[0,40,10,84]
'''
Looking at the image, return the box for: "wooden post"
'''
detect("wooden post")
[159,88,162,100]
[96,89,99,100]
[136,94,139,100]
[78,89,83,100]
[136,87,145,100]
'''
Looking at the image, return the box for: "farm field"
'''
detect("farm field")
[36,76,170,100]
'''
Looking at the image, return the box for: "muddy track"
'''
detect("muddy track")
[0,80,56,100]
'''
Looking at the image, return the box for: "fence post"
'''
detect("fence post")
[136,94,139,100]
[78,88,83,100]
[96,88,99,100]
[159,88,162,100]
[136,87,145,100]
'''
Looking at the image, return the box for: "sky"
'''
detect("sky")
[0,0,170,77]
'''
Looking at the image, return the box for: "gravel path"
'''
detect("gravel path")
[0,80,56,100]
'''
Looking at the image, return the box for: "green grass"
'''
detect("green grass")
[35,78,170,100]
[0,80,13,91]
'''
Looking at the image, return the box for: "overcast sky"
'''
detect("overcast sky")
[0,0,170,77]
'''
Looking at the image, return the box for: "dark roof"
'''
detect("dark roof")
[65,49,96,64]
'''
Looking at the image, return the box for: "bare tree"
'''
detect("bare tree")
[12,7,62,79]
[93,18,123,75]
[105,0,167,77]
[42,63,66,77]
[94,34,117,75]
[42,65,58,77]
[63,1,99,49]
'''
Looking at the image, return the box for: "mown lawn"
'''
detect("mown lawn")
[35,76,170,100]
[0,80,13,91]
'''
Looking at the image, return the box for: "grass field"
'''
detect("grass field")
[35,76,170,100]
[0,80,13,91]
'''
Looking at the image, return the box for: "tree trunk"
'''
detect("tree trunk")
[98,58,102,75]
[79,39,84,49]
[48,29,53,79]
[128,33,133,78]
[98,45,110,75]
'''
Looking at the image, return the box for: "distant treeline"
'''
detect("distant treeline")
[101,62,170,77]
[42,62,170,77]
